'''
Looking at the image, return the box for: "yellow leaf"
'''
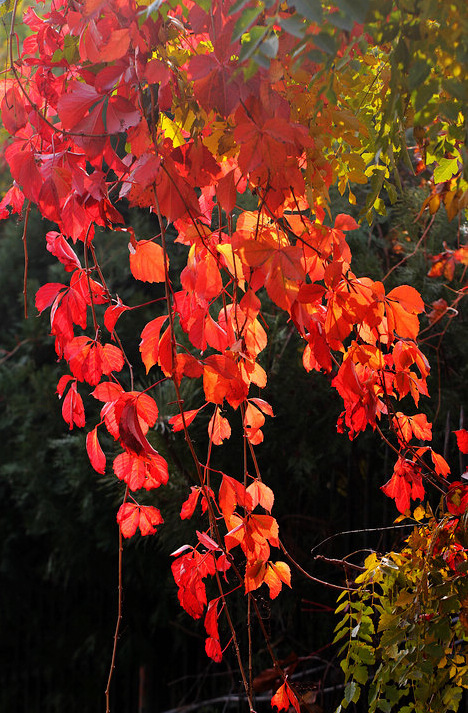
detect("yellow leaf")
[159,114,185,148]
[413,505,426,522]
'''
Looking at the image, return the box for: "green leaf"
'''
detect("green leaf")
[344,681,360,704]
[333,627,350,644]
[313,32,337,54]
[442,78,468,103]
[286,0,323,22]
[353,664,369,684]
[413,79,439,113]
[232,5,263,41]
[408,59,431,91]
[239,25,269,63]
[230,0,254,13]
[0,0,14,17]
[328,11,354,31]
[278,15,306,38]
[334,0,369,22]
[260,33,279,59]
[335,599,350,614]
[433,157,460,184]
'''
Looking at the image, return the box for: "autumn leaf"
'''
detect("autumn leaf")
[139,315,169,373]
[271,681,300,713]
[208,409,231,445]
[455,429,468,454]
[381,457,425,514]
[129,240,166,283]
[64,337,125,385]
[446,482,468,515]
[180,486,201,520]
[117,503,164,538]
[117,399,159,456]
[394,412,432,443]
[246,480,274,512]
[60,380,85,430]
[113,451,169,490]
[264,561,291,599]
[86,425,106,474]
[169,408,202,432]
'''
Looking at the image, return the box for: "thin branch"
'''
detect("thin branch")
[279,540,352,592]
[21,200,31,318]
[382,215,435,282]
[310,522,418,556]
[105,485,129,713]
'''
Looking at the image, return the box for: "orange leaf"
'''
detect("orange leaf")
[219,475,252,519]
[264,561,291,599]
[208,409,231,446]
[129,240,166,283]
[169,408,202,432]
[139,315,168,373]
[247,481,274,512]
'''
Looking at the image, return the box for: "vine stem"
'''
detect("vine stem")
[153,193,255,712]
[105,484,129,713]
[83,224,99,335]
[279,539,352,592]
[21,200,31,318]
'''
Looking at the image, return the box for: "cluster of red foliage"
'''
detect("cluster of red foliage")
[1,0,467,708]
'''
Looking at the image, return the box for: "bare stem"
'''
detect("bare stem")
[105,485,129,713]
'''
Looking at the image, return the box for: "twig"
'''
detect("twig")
[279,539,352,592]
[105,485,129,713]
[21,201,31,318]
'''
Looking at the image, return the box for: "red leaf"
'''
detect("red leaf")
[46,232,81,272]
[205,637,222,663]
[381,457,425,513]
[61,381,85,430]
[138,504,164,536]
[431,450,450,477]
[204,599,222,662]
[264,561,291,599]
[446,482,468,515]
[86,426,106,474]
[116,502,140,538]
[91,381,124,402]
[180,486,200,520]
[56,374,74,398]
[113,451,168,490]
[65,337,124,385]
[117,400,158,456]
[272,681,300,713]
[116,503,163,538]
[104,299,129,334]
[57,81,101,131]
[36,282,67,313]
[1,86,27,134]
[248,398,274,418]
[455,429,468,454]
[105,95,140,134]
